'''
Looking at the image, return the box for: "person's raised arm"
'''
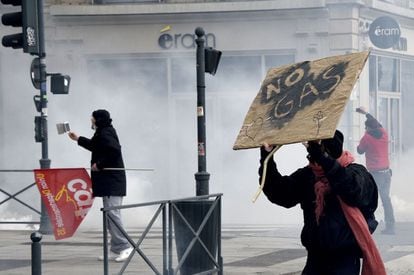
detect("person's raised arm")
[69,131,93,152]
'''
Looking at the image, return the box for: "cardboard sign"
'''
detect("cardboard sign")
[233,51,369,150]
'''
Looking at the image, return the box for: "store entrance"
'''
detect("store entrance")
[377,95,401,162]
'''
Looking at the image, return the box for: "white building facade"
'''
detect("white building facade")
[1,0,413,213]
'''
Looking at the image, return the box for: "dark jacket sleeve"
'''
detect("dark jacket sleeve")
[258,147,308,208]
[78,136,93,151]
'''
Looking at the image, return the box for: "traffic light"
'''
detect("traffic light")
[50,74,71,94]
[1,0,40,55]
[205,47,221,75]
[34,116,45,142]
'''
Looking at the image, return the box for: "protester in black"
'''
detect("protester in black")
[258,130,381,274]
[68,109,132,262]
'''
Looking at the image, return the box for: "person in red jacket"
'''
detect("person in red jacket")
[357,106,395,234]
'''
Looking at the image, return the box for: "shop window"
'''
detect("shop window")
[207,55,262,93]
[170,54,293,94]
[368,55,377,115]
[378,98,388,130]
[171,56,196,94]
[264,54,295,71]
[87,57,167,96]
[390,98,400,155]
[378,56,398,92]
[401,60,414,151]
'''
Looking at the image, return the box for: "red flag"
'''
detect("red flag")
[34,168,94,240]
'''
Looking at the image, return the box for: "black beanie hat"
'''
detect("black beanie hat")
[321,130,344,159]
[365,117,381,129]
[92,109,112,128]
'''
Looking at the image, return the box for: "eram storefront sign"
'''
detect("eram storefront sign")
[369,16,401,49]
[158,25,216,49]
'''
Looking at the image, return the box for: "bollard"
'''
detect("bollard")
[31,231,42,275]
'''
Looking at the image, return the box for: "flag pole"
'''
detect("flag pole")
[101,168,154,171]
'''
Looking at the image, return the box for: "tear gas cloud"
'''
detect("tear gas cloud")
[0,44,413,231]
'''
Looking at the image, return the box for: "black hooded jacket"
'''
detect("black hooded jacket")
[259,149,378,255]
[77,113,126,197]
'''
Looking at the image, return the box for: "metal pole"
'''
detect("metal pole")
[162,204,167,275]
[103,212,109,275]
[168,202,173,274]
[218,196,223,275]
[31,231,42,275]
[37,0,52,234]
[194,27,210,196]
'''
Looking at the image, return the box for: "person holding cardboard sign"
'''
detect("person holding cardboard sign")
[258,130,385,275]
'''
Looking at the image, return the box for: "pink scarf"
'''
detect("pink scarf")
[309,150,386,275]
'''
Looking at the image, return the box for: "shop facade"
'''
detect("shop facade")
[1,0,414,202]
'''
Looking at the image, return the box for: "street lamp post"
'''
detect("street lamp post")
[194,27,210,196]
[37,0,52,234]
[173,27,222,275]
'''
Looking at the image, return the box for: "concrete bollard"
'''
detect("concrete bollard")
[31,231,42,275]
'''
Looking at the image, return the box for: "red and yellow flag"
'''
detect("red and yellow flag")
[34,168,94,240]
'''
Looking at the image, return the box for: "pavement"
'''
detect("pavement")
[1,223,414,275]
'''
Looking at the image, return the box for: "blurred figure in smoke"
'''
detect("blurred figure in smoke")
[356,106,395,235]
[68,109,133,262]
[259,130,385,275]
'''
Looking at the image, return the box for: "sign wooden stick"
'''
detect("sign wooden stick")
[252,145,282,203]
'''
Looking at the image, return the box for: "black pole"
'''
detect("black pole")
[31,231,42,275]
[194,27,210,196]
[37,0,52,234]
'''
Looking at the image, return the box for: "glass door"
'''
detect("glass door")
[378,97,401,162]
[370,54,402,163]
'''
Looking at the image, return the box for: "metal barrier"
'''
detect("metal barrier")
[0,170,40,225]
[101,193,223,275]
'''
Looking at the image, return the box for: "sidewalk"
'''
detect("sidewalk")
[1,224,304,275]
[1,223,414,274]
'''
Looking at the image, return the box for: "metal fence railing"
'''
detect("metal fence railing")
[0,170,40,226]
[101,193,223,275]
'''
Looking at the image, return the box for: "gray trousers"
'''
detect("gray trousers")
[371,169,395,227]
[102,196,130,254]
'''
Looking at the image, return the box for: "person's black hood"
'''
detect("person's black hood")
[92,109,112,128]
[321,130,344,159]
[365,117,383,139]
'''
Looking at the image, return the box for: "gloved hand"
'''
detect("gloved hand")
[355,106,367,115]
[260,143,274,160]
[307,141,324,163]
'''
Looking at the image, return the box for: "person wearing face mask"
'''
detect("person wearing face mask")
[68,109,132,262]
[356,106,395,235]
[258,130,385,275]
